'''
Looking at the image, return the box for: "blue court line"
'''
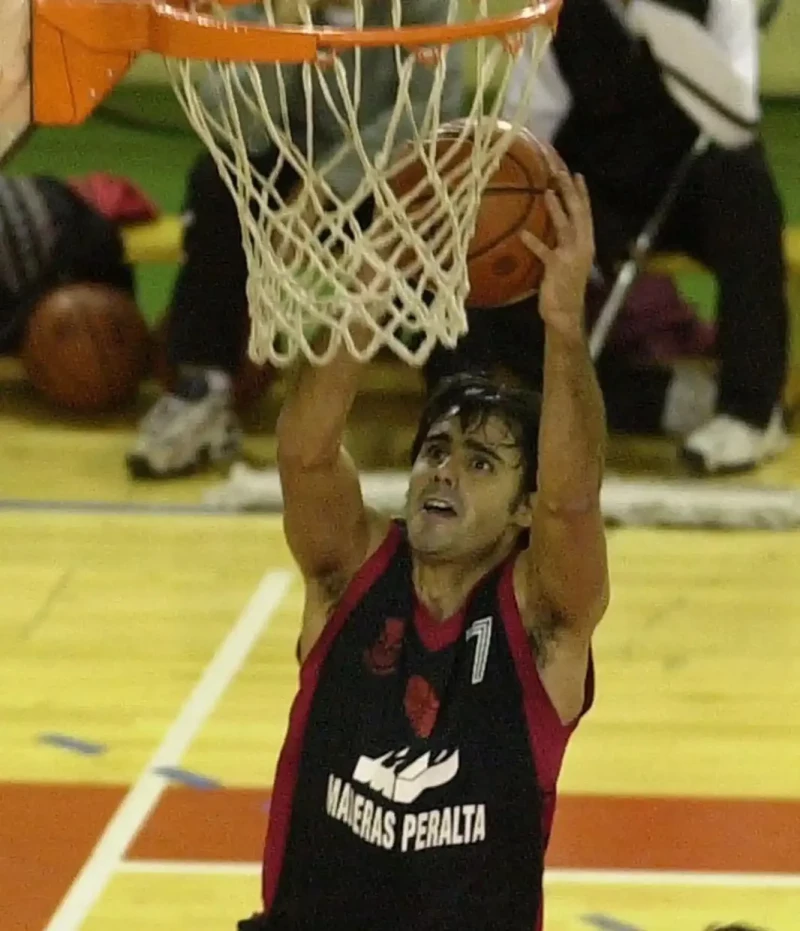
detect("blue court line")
[38,733,107,756]
[153,766,222,790]
[582,915,646,931]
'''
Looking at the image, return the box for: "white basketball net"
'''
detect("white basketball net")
[167,0,553,367]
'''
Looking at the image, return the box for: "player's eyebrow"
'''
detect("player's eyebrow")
[463,437,504,463]
[422,429,451,446]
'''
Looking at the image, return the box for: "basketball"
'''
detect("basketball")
[387,120,565,308]
[22,283,151,413]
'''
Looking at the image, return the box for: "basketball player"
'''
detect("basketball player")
[499,0,789,474]
[126,0,464,479]
[238,163,607,931]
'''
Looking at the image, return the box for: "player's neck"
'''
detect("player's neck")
[411,542,514,621]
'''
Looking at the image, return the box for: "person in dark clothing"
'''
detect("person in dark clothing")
[487,0,789,474]
[0,175,134,354]
[125,0,464,480]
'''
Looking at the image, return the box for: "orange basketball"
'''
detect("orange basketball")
[387,120,565,308]
[22,283,151,413]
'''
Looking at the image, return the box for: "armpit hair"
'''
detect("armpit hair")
[525,607,564,668]
[318,569,350,611]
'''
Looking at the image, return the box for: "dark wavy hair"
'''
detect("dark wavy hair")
[411,372,542,494]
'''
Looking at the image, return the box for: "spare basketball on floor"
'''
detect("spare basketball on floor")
[22,283,151,413]
[387,120,566,309]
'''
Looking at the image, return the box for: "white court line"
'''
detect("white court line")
[117,860,800,889]
[45,570,294,931]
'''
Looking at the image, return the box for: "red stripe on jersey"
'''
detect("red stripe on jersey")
[497,555,595,929]
[261,522,403,909]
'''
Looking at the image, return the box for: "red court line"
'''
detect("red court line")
[549,795,799,873]
[6,783,800,931]
[128,786,270,862]
[132,788,800,874]
[0,782,125,931]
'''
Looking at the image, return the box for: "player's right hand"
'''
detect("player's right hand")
[520,161,595,345]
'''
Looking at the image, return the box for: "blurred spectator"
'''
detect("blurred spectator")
[125,0,464,480]
[0,173,140,353]
[500,0,789,474]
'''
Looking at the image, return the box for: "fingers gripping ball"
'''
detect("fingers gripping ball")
[22,283,151,413]
[387,119,568,308]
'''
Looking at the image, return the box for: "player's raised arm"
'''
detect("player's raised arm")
[519,162,609,642]
[276,331,388,602]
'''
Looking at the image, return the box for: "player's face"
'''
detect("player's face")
[406,414,533,561]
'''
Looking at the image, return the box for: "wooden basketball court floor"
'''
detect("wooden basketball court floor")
[2,369,800,931]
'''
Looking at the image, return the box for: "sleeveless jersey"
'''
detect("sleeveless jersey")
[261,522,594,931]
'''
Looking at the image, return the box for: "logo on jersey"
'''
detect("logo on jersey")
[325,614,496,854]
[404,675,440,738]
[363,617,405,676]
[352,745,459,804]
[325,746,485,853]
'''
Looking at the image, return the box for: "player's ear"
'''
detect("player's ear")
[511,489,535,528]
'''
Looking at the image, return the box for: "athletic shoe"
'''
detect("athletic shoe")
[126,368,241,479]
[680,406,790,475]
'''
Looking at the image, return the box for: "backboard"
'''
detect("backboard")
[0,0,32,164]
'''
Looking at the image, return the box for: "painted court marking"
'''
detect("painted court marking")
[43,570,293,931]
[38,734,107,756]
[152,766,223,790]
[115,860,800,889]
[582,916,644,931]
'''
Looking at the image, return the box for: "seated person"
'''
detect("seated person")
[423,272,719,440]
[493,0,789,474]
[126,0,464,479]
[0,174,134,354]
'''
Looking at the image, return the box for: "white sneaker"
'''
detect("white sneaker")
[680,406,790,475]
[661,365,718,437]
[127,368,241,479]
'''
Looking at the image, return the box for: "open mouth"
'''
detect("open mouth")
[422,498,457,517]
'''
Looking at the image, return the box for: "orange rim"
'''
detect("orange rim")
[37,0,560,61]
[34,0,560,123]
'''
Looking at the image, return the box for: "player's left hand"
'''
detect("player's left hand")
[520,159,595,345]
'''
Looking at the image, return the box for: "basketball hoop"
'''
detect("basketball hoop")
[31,0,561,366]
